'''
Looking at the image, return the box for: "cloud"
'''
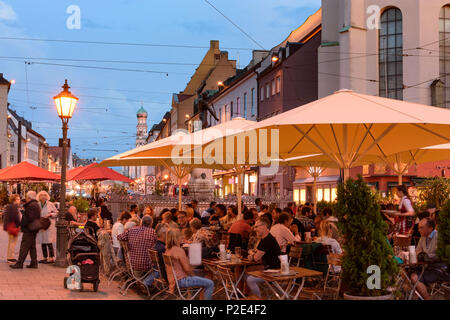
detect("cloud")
[0,1,16,21]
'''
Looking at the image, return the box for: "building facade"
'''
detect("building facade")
[0,73,11,169]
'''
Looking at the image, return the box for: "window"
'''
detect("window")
[236,97,241,117]
[379,7,403,100]
[251,88,255,116]
[10,155,14,162]
[260,86,264,101]
[440,5,450,108]
[219,108,222,123]
[243,93,247,119]
[10,141,14,148]
[276,76,281,93]
[230,101,233,119]
[266,83,270,99]
[271,79,276,95]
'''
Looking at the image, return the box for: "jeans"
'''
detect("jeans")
[17,232,37,266]
[143,271,159,287]
[246,275,265,298]
[177,276,214,300]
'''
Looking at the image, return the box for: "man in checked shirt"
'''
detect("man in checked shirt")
[117,215,157,288]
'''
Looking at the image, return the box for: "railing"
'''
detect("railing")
[106,193,294,220]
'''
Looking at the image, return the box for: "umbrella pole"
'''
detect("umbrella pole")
[398,173,403,185]
[178,176,182,211]
[313,175,317,215]
[343,168,350,182]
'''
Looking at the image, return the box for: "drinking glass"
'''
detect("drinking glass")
[235,247,241,258]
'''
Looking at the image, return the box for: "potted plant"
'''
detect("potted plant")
[437,199,450,267]
[335,176,399,300]
[418,177,450,210]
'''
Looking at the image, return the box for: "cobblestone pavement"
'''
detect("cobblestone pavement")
[0,228,145,300]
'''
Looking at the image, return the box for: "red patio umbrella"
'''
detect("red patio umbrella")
[0,161,61,182]
[68,163,133,183]
[66,163,96,181]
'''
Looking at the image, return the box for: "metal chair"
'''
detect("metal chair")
[147,249,171,300]
[216,265,245,300]
[119,241,151,296]
[107,245,127,286]
[162,253,203,300]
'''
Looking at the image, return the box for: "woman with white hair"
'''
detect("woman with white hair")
[37,191,58,264]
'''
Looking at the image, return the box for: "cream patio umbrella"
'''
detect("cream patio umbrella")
[373,143,450,185]
[226,89,450,181]
[100,118,258,214]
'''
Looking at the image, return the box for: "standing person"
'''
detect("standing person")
[36,191,58,264]
[165,228,215,300]
[394,185,415,235]
[3,194,21,263]
[99,198,113,226]
[10,191,41,269]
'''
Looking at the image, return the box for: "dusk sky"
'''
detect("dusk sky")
[0,0,321,161]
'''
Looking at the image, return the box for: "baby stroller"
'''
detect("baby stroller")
[64,227,100,292]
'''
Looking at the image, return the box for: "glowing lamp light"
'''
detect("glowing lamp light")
[53,79,78,120]
[164,174,169,180]
[271,55,279,62]
[10,79,15,84]
[217,81,224,87]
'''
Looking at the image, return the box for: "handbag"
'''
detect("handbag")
[28,217,51,232]
[6,223,20,237]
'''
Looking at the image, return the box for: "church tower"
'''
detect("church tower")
[136,103,148,147]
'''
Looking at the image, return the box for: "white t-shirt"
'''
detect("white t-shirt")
[316,236,343,272]
[270,223,297,253]
[111,221,124,248]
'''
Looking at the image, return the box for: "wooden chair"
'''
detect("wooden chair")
[312,244,332,272]
[162,253,203,300]
[288,246,303,267]
[119,241,151,296]
[302,253,342,300]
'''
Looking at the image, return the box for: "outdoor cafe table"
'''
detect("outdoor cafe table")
[247,266,323,300]
[202,258,260,297]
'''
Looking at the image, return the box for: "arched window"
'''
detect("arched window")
[440,5,450,108]
[379,7,403,100]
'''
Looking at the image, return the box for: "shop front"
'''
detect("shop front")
[293,175,339,205]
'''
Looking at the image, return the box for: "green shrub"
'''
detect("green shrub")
[437,199,450,266]
[335,175,398,296]
[73,197,89,213]
[417,177,450,210]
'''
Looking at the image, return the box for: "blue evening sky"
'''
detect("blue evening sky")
[0,0,321,161]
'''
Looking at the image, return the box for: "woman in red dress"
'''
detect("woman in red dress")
[394,185,415,235]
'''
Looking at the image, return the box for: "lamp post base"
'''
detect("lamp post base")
[55,218,69,268]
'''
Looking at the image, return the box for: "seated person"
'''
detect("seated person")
[270,212,299,253]
[410,218,448,300]
[176,211,189,229]
[245,217,282,298]
[228,210,254,243]
[162,211,179,229]
[66,206,83,227]
[316,220,343,272]
[84,208,101,240]
[220,206,238,231]
[165,228,214,300]
[190,218,219,249]
[182,227,193,244]
[112,211,132,255]
[117,216,157,285]
[144,223,169,288]
[208,214,221,229]
[201,201,216,225]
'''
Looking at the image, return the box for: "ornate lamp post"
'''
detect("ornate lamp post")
[53,80,78,267]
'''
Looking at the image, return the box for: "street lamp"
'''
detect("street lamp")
[53,79,78,267]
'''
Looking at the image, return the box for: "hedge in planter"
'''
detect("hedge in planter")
[437,199,450,266]
[335,176,398,297]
